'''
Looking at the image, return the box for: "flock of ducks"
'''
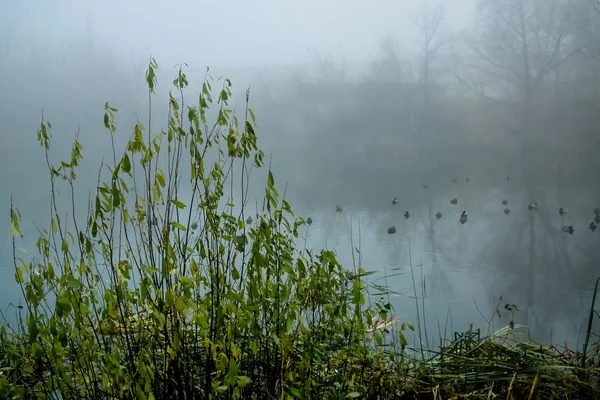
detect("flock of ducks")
[334,175,598,237]
[184,174,598,243]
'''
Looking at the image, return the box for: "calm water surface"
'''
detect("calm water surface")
[284,176,599,349]
[1,143,598,351]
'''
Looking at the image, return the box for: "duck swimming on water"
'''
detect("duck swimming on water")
[392,198,398,205]
[559,207,568,216]
[589,222,597,232]
[502,199,508,206]
[388,226,396,234]
[595,214,600,224]
[561,225,574,235]
[246,216,253,225]
[404,211,411,219]
[528,203,538,211]
[336,205,343,213]
[594,208,600,215]
[450,198,458,205]
[306,217,313,226]
[461,210,468,218]
[504,208,510,215]
[435,211,442,219]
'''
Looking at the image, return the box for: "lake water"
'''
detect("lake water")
[263,143,600,351]
[1,103,599,353]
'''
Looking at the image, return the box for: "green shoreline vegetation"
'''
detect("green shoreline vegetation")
[0,60,598,399]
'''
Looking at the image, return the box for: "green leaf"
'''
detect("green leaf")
[268,170,274,187]
[170,199,186,209]
[56,295,72,317]
[346,392,361,398]
[15,267,24,283]
[171,222,186,231]
[237,375,252,388]
[9,222,21,238]
[31,341,43,358]
[228,358,238,385]
[28,317,38,344]
[142,266,160,274]
[156,169,166,187]
[112,183,121,207]
[122,154,131,173]
[166,289,175,307]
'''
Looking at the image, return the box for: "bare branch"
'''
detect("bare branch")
[468,0,577,103]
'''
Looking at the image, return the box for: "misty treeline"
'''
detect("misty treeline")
[1,0,600,203]
[285,0,600,103]
[238,1,598,207]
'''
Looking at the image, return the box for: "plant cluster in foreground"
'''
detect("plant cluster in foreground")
[0,60,598,400]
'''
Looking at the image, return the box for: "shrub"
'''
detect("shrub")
[0,60,400,399]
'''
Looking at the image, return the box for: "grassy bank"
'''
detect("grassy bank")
[0,61,598,399]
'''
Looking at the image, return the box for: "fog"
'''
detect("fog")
[2,0,600,348]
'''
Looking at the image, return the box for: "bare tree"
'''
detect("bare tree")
[308,49,347,84]
[367,34,408,83]
[569,1,600,61]
[467,0,578,105]
[415,0,447,104]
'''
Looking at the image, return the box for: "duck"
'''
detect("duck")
[387,226,396,234]
[191,222,198,230]
[404,211,411,219]
[336,205,343,213]
[594,208,600,215]
[558,207,568,216]
[595,214,600,224]
[502,199,508,206]
[459,215,468,225]
[504,208,510,215]
[246,216,253,225]
[306,217,313,225]
[461,210,468,218]
[450,198,458,205]
[435,211,442,219]
[561,225,574,235]
[589,222,597,232]
[528,203,538,211]
[392,198,398,205]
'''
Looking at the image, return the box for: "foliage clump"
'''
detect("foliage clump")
[0,60,402,399]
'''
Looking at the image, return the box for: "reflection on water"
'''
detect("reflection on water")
[291,180,599,349]
[1,144,598,351]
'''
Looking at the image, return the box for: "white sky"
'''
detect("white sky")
[2,0,477,68]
